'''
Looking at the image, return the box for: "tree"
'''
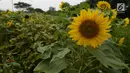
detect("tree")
[26,7,35,12]
[34,8,44,13]
[26,7,44,13]
[14,2,31,10]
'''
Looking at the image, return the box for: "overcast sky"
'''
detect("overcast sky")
[0,0,85,11]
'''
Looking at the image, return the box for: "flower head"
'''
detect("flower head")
[123,18,129,27]
[9,59,14,62]
[68,9,111,48]
[24,15,30,19]
[118,38,125,46]
[7,20,13,27]
[97,1,111,10]
[110,9,117,21]
[59,1,65,10]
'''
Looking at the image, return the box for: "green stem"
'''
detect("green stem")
[85,65,101,73]
[83,59,97,71]
[78,66,82,73]
[71,48,82,61]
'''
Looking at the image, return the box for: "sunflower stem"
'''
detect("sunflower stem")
[85,65,101,73]
[83,59,97,71]
[78,66,82,73]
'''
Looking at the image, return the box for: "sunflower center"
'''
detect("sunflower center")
[100,4,107,9]
[79,20,99,38]
[25,15,30,19]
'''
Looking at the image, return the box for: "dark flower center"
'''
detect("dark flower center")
[25,15,30,19]
[79,20,99,38]
[100,4,107,9]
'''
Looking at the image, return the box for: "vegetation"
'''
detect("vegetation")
[0,0,130,73]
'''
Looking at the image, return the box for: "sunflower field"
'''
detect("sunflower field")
[0,0,130,73]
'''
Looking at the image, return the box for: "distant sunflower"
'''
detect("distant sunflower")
[110,9,117,21]
[7,20,13,27]
[24,15,30,19]
[123,18,129,27]
[118,38,125,46]
[97,1,111,10]
[59,1,65,10]
[68,9,111,48]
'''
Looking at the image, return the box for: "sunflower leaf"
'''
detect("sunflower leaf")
[88,40,129,69]
[34,48,70,73]
[34,58,68,73]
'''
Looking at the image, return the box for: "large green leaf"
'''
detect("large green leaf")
[37,43,57,59]
[34,48,70,73]
[40,50,51,59]
[37,42,57,53]
[88,40,129,69]
[51,48,70,61]
[34,58,67,73]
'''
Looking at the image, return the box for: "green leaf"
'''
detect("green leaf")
[49,58,68,73]
[34,58,68,73]
[0,68,3,73]
[128,69,130,73]
[33,60,49,72]
[37,42,55,54]
[34,48,70,73]
[63,67,78,73]
[88,41,128,69]
[51,48,70,61]
[11,62,21,68]
[40,50,51,59]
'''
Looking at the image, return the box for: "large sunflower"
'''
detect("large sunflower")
[97,1,111,10]
[68,9,111,48]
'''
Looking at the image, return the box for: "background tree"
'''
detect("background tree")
[26,7,44,13]
[34,8,44,13]
[26,7,35,13]
[14,2,31,10]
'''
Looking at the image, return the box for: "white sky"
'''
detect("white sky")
[0,0,85,11]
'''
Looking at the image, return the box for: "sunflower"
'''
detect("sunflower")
[123,18,129,27]
[59,1,65,10]
[110,9,117,21]
[68,9,111,48]
[24,15,30,19]
[118,38,125,46]
[7,20,13,27]
[97,1,111,10]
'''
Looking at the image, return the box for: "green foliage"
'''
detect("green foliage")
[14,2,31,9]
[0,0,130,73]
[69,1,90,16]
[34,47,70,73]
[88,40,128,70]
[60,1,90,17]
[0,11,70,72]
